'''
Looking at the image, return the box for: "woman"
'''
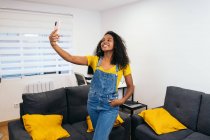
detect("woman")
[49,30,134,140]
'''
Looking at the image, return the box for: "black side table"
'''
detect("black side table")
[120,100,147,115]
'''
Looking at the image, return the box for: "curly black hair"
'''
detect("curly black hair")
[95,31,130,69]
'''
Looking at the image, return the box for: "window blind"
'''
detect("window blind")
[0,9,74,79]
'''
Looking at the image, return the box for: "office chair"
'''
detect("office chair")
[74,72,87,86]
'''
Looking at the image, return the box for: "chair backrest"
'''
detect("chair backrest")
[74,72,87,86]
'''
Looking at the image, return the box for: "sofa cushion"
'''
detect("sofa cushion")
[8,120,31,140]
[71,121,125,140]
[66,85,90,124]
[164,86,203,131]
[72,121,93,140]
[183,132,210,140]
[22,88,68,123]
[62,124,86,140]
[135,124,193,140]
[197,94,210,136]
[109,126,125,140]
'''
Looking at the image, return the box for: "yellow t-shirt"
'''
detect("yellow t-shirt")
[86,55,131,88]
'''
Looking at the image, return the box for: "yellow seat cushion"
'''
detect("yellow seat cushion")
[86,114,124,133]
[139,108,187,135]
[22,114,70,140]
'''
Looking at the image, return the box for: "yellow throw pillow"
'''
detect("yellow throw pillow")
[86,115,94,133]
[113,114,124,127]
[22,114,70,140]
[139,108,187,135]
[86,114,124,133]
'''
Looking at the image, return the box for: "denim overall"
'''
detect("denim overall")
[87,58,119,140]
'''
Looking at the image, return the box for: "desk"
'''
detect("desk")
[120,101,147,115]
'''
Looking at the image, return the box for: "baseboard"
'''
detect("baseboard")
[0,118,19,127]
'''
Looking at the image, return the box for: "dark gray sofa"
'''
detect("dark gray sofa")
[8,85,131,140]
[131,86,210,140]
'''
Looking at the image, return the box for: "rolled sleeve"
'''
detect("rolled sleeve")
[123,64,131,76]
[86,55,98,72]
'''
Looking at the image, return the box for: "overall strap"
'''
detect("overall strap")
[97,57,119,73]
[116,65,119,72]
[97,57,103,67]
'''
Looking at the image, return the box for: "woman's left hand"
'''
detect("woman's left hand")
[109,99,125,106]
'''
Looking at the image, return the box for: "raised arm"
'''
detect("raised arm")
[49,29,88,65]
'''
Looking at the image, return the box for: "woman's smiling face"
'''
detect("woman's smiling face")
[101,34,114,52]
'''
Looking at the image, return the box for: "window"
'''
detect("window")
[0,9,74,79]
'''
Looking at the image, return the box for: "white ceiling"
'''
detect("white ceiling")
[12,0,140,11]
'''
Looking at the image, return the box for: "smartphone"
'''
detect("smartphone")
[54,21,60,33]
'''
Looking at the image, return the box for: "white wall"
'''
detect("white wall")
[102,0,210,108]
[0,0,101,122]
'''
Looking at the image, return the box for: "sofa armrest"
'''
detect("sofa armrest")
[131,114,145,140]
[8,119,31,140]
[119,111,131,140]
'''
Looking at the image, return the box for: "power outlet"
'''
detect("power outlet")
[14,103,19,108]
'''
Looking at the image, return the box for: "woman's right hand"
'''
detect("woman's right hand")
[49,29,60,46]
[48,29,88,65]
